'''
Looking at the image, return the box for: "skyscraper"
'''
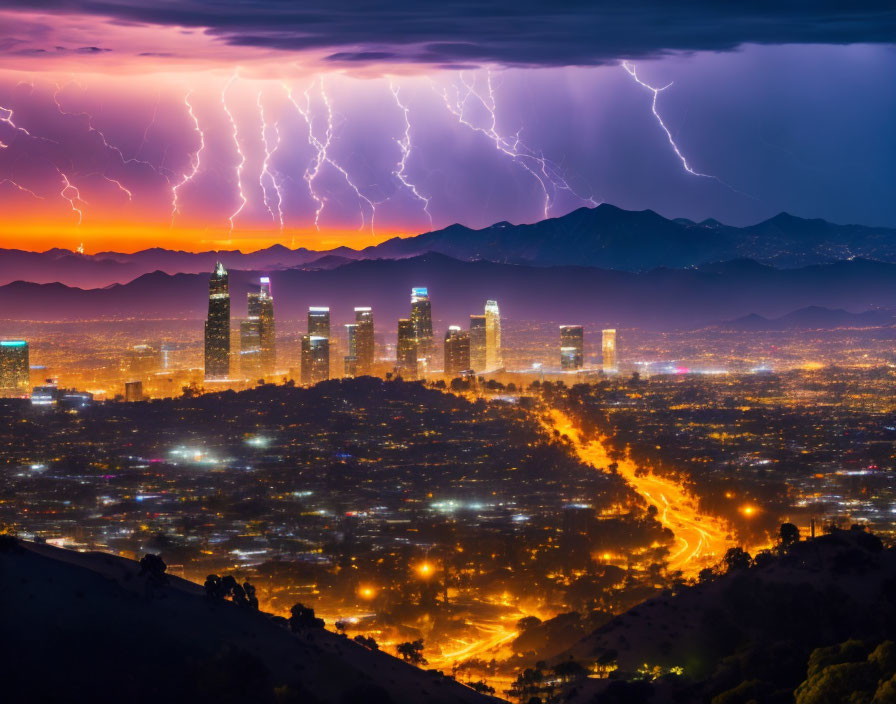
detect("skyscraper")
[248,277,276,376]
[308,306,330,338]
[301,335,330,385]
[124,344,160,378]
[344,323,359,377]
[0,340,29,396]
[204,261,230,380]
[469,314,486,372]
[410,288,433,372]
[602,328,618,373]
[444,326,471,377]
[240,319,262,380]
[485,299,502,370]
[354,307,374,375]
[396,319,417,379]
[124,380,144,402]
[560,325,584,370]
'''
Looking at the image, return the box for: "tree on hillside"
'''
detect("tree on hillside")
[396,639,427,665]
[779,523,800,547]
[288,603,324,631]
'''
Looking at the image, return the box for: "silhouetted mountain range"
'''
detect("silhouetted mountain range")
[4,204,895,287]
[4,253,896,330]
[720,306,896,332]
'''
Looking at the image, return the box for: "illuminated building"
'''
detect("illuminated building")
[204,261,231,380]
[124,344,160,378]
[125,380,144,402]
[396,318,417,378]
[602,328,618,373]
[240,319,262,380]
[301,335,329,385]
[0,340,30,396]
[485,299,502,370]
[248,277,276,376]
[469,314,486,371]
[344,324,359,377]
[444,326,471,377]
[308,306,330,339]
[354,307,375,375]
[560,325,584,370]
[410,288,433,372]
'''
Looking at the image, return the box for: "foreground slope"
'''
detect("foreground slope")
[0,538,495,704]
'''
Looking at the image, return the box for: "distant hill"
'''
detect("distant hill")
[4,254,896,330]
[4,204,896,287]
[719,306,896,331]
[0,538,493,704]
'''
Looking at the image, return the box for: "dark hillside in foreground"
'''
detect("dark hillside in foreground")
[0,538,494,704]
[557,528,896,703]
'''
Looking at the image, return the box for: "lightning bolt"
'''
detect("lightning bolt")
[389,80,432,229]
[285,78,376,233]
[171,90,206,225]
[620,62,714,178]
[0,178,42,199]
[435,70,597,219]
[53,83,169,179]
[93,173,133,200]
[257,90,284,231]
[222,74,248,237]
[58,172,86,225]
[0,104,57,144]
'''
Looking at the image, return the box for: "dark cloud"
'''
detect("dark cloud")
[9,0,896,66]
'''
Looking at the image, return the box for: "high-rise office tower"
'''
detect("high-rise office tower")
[308,306,330,338]
[444,326,471,377]
[396,318,417,379]
[204,261,230,380]
[469,314,486,372]
[560,325,584,370]
[602,328,618,373]
[0,340,30,396]
[301,335,330,385]
[354,307,374,375]
[344,323,359,377]
[240,319,262,380]
[485,299,502,370]
[124,380,144,402]
[248,277,276,376]
[410,288,433,371]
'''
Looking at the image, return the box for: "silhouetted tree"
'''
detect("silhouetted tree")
[780,522,800,547]
[288,603,324,631]
[723,547,752,572]
[396,639,426,665]
[353,635,379,650]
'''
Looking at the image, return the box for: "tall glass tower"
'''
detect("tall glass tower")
[410,288,433,372]
[602,328,618,373]
[0,340,30,396]
[353,307,374,376]
[559,325,584,370]
[485,299,502,370]
[469,314,486,372]
[444,326,471,378]
[396,319,417,379]
[248,277,276,377]
[204,261,230,380]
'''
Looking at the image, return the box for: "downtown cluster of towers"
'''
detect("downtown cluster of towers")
[202,263,504,383]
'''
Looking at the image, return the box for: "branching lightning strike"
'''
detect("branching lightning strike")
[57,171,86,224]
[222,74,248,236]
[257,91,284,231]
[389,81,432,229]
[171,90,206,225]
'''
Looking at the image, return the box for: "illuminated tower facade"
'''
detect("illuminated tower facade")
[469,314,486,372]
[354,307,374,375]
[396,319,417,379]
[0,340,30,396]
[485,299,502,370]
[444,326,471,378]
[240,319,261,380]
[602,328,618,373]
[204,261,230,380]
[301,335,329,385]
[410,288,433,372]
[248,277,276,376]
[560,325,584,370]
[308,306,330,338]
[344,323,358,377]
